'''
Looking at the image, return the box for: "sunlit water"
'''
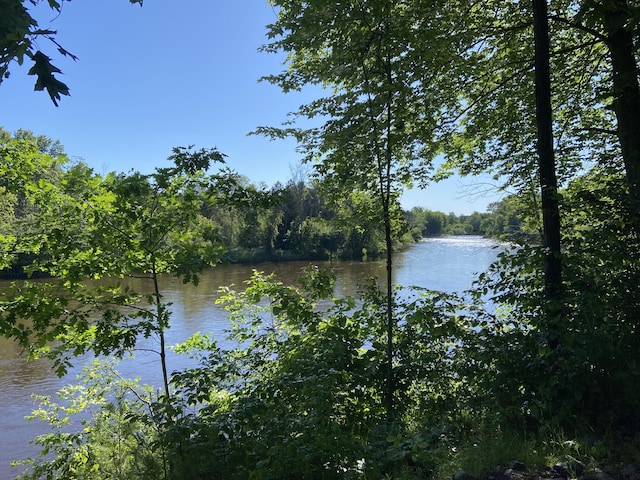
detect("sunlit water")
[0,236,502,478]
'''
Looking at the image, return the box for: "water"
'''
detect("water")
[0,236,501,478]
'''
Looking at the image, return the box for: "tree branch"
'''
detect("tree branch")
[580,127,618,136]
[548,14,608,42]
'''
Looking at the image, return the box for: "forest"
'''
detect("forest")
[0,128,523,278]
[1,0,640,479]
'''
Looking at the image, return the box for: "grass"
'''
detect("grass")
[419,425,640,480]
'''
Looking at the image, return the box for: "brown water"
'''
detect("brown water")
[0,236,502,478]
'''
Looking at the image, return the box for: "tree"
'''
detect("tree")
[259,0,460,418]
[438,0,640,237]
[425,210,447,236]
[0,145,227,398]
[533,0,563,348]
[559,166,640,430]
[0,128,67,275]
[420,0,640,426]
[90,151,226,397]
[562,0,640,234]
[482,195,531,239]
[0,0,142,105]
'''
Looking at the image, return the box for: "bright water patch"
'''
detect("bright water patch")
[395,236,503,292]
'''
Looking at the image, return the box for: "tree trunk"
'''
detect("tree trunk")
[532,0,563,346]
[603,0,640,236]
[384,203,394,419]
[383,59,396,420]
[152,261,171,399]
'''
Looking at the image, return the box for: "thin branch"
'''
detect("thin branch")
[580,127,619,135]
[133,347,161,356]
[439,60,535,131]
[548,14,608,43]
[551,38,601,57]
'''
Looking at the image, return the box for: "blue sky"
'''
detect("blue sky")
[1,1,500,214]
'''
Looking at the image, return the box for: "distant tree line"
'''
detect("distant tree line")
[405,195,531,239]
[205,175,416,263]
[208,179,526,263]
[2,129,526,280]
[2,129,380,278]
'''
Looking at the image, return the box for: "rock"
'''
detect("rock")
[453,470,479,480]
[580,468,615,480]
[509,462,527,472]
[501,468,527,480]
[495,463,528,480]
[621,465,639,480]
[551,463,570,479]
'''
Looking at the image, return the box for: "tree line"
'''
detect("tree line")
[406,197,529,239]
[1,128,520,280]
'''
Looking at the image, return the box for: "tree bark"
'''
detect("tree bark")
[384,204,394,419]
[603,0,640,236]
[532,0,563,345]
[532,0,563,295]
[152,260,171,399]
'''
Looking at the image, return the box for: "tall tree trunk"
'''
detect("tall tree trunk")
[383,52,395,420]
[384,202,394,419]
[361,34,396,419]
[532,0,563,347]
[603,0,640,236]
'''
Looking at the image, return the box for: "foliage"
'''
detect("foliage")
[259,0,471,417]
[431,427,614,480]
[404,198,533,240]
[0,141,228,397]
[4,0,640,474]
[204,172,417,262]
[17,267,486,480]
[0,0,143,105]
[0,130,433,280]
[5,142,640,478]
[15,360,166,480]
[0,128,67,273]
[21,254,637,479]
[168,270,506,479]
[463,166,640,435]
[559,166,640,432]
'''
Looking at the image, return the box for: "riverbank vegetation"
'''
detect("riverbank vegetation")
[2,0,640,479]
[0,128,518,279]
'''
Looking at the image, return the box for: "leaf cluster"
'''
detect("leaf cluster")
[0,0,143,105]
[0,139,234,379]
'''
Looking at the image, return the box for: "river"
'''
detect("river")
[0,235,502,478]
